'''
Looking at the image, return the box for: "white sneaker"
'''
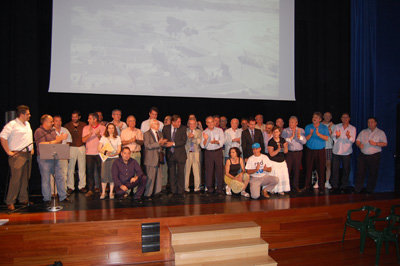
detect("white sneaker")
[313,182,319,189]
[325,182,332,189]
[241,191,250,198]
[226,185,232,195]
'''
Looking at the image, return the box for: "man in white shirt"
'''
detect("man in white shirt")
[51,115,72,196]
[140,106,164,133]
[330,113,356,192]
[0,105,34,211]
[245,143,278,199]
[200,116,225,194]
[224,118,242,160]
[354,117,387,193]
[121,115,143,164]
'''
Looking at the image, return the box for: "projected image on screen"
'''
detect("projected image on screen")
[50,0,294,100]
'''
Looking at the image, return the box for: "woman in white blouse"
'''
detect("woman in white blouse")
[98,123,121,199]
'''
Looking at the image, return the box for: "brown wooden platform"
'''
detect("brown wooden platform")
[0,192,399,265]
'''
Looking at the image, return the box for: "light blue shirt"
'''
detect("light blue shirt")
[331,123,356,155]
[356,127,387,155]
[282,127,307,151]
[224,127,242,157]
[200,127,225,150]
[305,123,329,150]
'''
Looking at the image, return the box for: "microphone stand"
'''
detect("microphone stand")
[48,151,63,212]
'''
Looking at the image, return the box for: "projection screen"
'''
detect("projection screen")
[49,0,294,100]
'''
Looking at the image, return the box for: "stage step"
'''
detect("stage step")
[179,255,277,266]
[170,221,261,245]
[170,222,277,265]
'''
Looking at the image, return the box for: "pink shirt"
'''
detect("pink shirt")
[83,124,106,155]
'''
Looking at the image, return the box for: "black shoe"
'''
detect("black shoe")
[60,197,72,203]
[79,188,88,193]
[134,198,143,204]
[143,196,152,201]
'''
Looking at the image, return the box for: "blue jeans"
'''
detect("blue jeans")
[37,156,67,201]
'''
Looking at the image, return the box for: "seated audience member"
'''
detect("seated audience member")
[34,115,69,204]
[242,117,265,162]
[224,118,242,161]
[143,119,166,197]
[98,123,121,199]
[241,118,248,131]
[354,117,387,194]
[185,118,202,192]
[282,116,306,192]
[263,121,274,153]
[275,117,285,131]
[82,113,106,197]
[220,116,228,131]
[245,143,278,199]
[267,126,290,195]
[224,147,249,197]
[121,115,143,164]
[112,147,147,201]
[255,114,265,132]
[141,106,164,132]
[110,109,127,135]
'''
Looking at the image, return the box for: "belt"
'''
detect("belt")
[289,150,302,152]
[206,148,222,152]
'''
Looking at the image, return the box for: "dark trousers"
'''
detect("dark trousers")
[167,155,185,194]
[355,152,381,193]
[6,152,32,205]
[331,154,352,189]
[115,176,147,199]
[286,151,302,190]
[304,148,326,190]
[204,148,224,193]
[86,155,101,192]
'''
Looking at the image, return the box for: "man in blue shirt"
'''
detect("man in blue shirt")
[302,112,329,194]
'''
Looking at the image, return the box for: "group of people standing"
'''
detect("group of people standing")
[0,106,387,211]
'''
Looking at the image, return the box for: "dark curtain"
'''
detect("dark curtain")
[350,0,377,131]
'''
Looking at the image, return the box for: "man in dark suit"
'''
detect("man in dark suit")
[242,117,265,162]
[143,119,166,197]
[162,115,187,195]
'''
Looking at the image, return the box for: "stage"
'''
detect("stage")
[0,191,399,265]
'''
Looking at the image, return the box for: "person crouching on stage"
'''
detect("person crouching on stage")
[245,143,278,199]
[224,147,250,197]
[112,147,147,201]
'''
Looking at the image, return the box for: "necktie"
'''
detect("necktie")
[190,130,194,152]
[251,130,254,142]
[171,128,176,153]
[153,131,158,142]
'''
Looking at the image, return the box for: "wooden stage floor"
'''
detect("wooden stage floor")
[1,191,400,265]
